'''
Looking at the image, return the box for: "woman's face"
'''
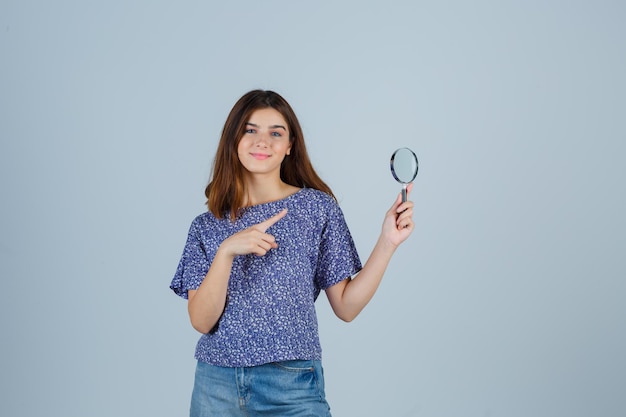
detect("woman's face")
[237,107,292,178]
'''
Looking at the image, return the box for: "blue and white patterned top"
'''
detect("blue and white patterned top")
[170,188,362,367]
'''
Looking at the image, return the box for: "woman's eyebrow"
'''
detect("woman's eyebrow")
[246,122,286,131]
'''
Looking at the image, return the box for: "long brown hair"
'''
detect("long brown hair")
[206,90,335,220]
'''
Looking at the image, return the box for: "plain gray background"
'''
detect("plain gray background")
[1,1,625,416]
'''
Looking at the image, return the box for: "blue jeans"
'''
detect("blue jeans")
[190,360,332,417]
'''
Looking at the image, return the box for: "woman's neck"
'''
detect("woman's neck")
[242,177,299,207]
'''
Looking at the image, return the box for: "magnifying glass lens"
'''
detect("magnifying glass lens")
[390,147,418,202]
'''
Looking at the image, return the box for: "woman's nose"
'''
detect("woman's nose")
[255,133,269,146]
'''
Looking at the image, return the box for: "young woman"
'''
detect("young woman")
[170,90,414,416]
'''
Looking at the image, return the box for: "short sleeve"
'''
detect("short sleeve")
[170,218,210,299]
[315,201,362,290]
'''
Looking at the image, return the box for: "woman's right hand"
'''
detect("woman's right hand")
[188,208,288,334]
[219,209,288,257]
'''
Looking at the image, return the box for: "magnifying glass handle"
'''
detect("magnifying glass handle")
[402,184,408,203]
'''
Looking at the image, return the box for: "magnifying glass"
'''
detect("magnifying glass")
[390,147,418,202]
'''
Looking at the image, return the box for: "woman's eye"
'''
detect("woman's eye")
[271,131,282,137]
[245,129,256,134]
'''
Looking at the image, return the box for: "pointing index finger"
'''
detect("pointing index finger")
[256,208,288,232]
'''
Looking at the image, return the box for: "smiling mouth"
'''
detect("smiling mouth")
[250,153,270,160]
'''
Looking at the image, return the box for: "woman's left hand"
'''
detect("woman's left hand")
[382,182,415,247]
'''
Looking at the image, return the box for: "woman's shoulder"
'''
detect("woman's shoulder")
[296,187,337,207]
[290,188,345,220]
[189,210,224,230]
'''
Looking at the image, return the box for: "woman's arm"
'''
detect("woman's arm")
[187,249,235,334]
[187,209,288,333]
[326,184,414,322]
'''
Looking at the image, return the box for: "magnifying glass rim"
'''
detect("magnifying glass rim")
[390,147,418,184]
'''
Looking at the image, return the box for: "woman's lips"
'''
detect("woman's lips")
[250,153,270,160]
